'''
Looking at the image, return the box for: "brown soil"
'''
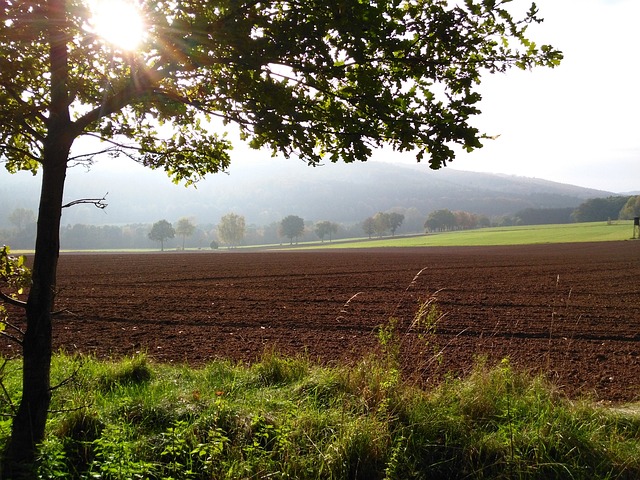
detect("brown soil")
[3,242,639,402]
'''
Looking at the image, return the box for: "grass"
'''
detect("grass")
[302,221,636,249]
[12,221,636,256]
[0,349,638,479]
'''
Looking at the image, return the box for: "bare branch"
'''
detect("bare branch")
[0,290,27,309]
[48,404,92,414]
[62,193,108,210]
[67,146,123,165]
[81,133,148,155]
[0,318,25,337]
[49,366,82,392]
[0,330,23,345]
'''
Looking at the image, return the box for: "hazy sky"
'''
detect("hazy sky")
[439,0,640,192]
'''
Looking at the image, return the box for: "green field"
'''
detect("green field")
[306,221,637,249]
[11,221,636,255]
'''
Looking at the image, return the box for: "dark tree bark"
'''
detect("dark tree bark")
[3,0,72,473]
[5,149,68,473]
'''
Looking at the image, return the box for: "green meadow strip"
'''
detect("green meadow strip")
[304,221,635,249]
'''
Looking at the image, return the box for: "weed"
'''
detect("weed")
[96,354,153,392]
[252,348,308,386]
[88,423,157,479]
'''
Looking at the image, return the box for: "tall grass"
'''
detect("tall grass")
[0,349,638,479]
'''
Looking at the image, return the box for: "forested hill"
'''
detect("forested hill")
[1,158,612,227]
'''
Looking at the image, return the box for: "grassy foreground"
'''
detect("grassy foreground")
[0,350,638,479]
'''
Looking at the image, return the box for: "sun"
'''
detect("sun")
[88,0,146,51]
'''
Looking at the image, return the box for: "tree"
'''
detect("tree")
[453,210,477,229]
[514,207,574,225]
[477,215,491,228]
[217,213,246,248]
[373,212,391,237]
[362,217,376,239]
[571,196,631,223]
[618,196,640,220]
[425,209,457,232]
[0,0,560,468]
[280,215,305,244]
[8,207,36,232]
[175,217,196,250]
[148,219,175,251]
[315,220,338,242]
[388,212,405,236]
[7,207,37,249]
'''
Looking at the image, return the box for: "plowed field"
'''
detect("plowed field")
[3,241,639,402]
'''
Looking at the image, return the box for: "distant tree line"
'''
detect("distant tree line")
[423,209,491,232]
[362,212,405,238]
[3,195,639,250]
[493,196,638,227]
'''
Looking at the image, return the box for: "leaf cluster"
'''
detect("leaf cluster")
[0,245,30,298]
[0,245,31,335]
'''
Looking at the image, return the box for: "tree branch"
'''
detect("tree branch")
[0,290,27,309]
[61,194,108,210]
[0,330,23,345]
[72,65,165,136]
[0,143,42,164]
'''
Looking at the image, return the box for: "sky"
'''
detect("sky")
[436,0,640,192]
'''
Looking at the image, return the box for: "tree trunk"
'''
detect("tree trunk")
[4,141,69,475]
[4,0,71,468]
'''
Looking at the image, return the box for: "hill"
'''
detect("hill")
[0,158,613,228]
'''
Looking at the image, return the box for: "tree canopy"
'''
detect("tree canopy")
[217,212,246,247]
[618,196,640,220]
[148,219,175,251]
[175,217,197,249]
[571,196,631,223]
[280,215,305,244]
[387,212,405,236]
[362,217,376,239]
[425,208,457,232]
[1,0,561,179]
[315,220,339,242]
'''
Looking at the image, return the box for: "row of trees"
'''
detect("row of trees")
[571,195,639,222]
[495,196,640,227]
[362,212,405,238]
[6,196,640,252]
[146,214,334,250]
[423,209,490,232]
